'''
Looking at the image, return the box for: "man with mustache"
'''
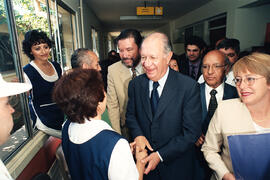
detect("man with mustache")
[194,50,238,179]
[179,36,205,80]
[107,29,143,140]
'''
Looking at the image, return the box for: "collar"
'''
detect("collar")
[68,118,113,144]
[131,62,143,74]
[150,67,169,88]
[205,82,224,95]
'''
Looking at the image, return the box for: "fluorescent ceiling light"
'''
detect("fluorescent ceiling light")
[120,16,162,20]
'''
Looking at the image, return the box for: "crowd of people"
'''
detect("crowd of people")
[0,28,270,180]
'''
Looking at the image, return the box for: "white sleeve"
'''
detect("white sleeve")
[23,73,32,86]
[108,139,139,180]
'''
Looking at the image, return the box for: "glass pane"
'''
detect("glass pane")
[12,0,50,67]
[57,5,75,71]
[0,0,29,161]
[48,0,59,64]
[92,27,99,57]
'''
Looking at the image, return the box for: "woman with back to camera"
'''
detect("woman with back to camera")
[22,30,64,138]
[201,52,270,180]
[53,69,147,180]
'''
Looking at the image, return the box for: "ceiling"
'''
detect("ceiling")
[85,0,212,32]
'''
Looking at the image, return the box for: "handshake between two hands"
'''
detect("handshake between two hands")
[129,136,161,175]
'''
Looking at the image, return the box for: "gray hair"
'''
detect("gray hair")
[71,48,92,68]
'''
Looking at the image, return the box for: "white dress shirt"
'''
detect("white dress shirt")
[68,119,139,180]
[129,63,144,76]
[205,83,224,110]
[148,67,170,162]
[148,67,169,97]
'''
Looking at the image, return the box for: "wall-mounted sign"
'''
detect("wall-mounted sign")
[136,7,154,15]
[155,7,163,15]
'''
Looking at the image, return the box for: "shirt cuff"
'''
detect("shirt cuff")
[156,151,163,162]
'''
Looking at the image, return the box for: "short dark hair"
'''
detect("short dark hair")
[71,48,91,68]
[216,38,240,55]
[22,30,52,60]
[115,29,143,48]
[53,69,105,123]
[184,36,205,50]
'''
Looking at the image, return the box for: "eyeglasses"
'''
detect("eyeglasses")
[201,64,227,71]
[233,76,265,86]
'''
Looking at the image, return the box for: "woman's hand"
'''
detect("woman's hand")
[222,172,235,180]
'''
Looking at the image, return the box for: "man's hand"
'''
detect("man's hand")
[135,136,153,152]
[222,172,235,180]
[142,152,160,175]
[195,134,205,147]
[136,148,148,162]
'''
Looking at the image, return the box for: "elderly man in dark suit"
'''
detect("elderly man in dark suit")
[195,50,238,180]
[126,32,202,180]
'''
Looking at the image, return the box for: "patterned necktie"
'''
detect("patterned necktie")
[131,67,137,79]
[203,89,218,134]
[190,65,196,79]
[151,82,159,116]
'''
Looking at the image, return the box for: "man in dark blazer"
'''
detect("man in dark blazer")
[126,32,202,180]
[195,50,238,180]
[179,36,206,80]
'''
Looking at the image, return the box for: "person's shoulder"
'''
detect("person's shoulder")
[23,63,32,70]
[219,98,242,109]
[172,69,197,85]
[108,61,123,70]
[129,73,147,85]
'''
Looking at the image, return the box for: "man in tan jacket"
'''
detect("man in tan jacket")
[107,29,143,140]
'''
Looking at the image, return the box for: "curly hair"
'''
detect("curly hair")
[53,69,105,123]
[22,30,52,60]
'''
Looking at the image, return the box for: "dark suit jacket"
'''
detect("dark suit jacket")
[195,83,238,180]
[200,82,238,130]
[179,55,202,81]
[126,69,202,180]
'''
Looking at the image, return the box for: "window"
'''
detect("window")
[48,0,77,70]
[91,27,100,57]
[0,0,78,164]
[173,13,226,47]
[208,15,226,48]
[0,0,33,161]
[12,0,50,67]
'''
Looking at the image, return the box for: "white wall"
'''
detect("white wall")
[170,0,266,54]
[234,4,270,51]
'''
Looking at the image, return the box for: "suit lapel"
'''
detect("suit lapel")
[154,69,177,119]
[140,75,153,121]
[119,63,132,90]
[200,83,208,120]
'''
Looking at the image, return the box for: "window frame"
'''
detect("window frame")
[0,0,78,168]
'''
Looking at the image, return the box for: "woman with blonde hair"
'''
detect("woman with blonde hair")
[202,52,270,180]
